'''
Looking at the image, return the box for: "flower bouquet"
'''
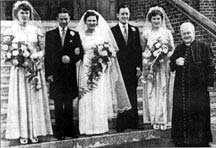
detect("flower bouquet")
[79,41,113,97]
[141,37,172,83]
[1,36,42,90]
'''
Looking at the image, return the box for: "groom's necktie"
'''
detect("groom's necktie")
[61,28,66,46]
[122,25,128,44]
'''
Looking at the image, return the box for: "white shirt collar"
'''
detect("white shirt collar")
[119,22,128,33]
[58,26,68,36]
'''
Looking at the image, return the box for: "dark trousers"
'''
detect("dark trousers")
[117,82,138,130]
[54,94,78,138]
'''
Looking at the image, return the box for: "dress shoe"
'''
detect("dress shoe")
[20,138,28,144]
[153,124,160,130]
[160,124,167,130]
[31,137,39,143]
[116,128,124,132]
[56,135,65,140]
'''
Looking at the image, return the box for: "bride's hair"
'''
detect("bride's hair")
[147,9,163,21]
[84,11,99,22]
[13,3,32,20]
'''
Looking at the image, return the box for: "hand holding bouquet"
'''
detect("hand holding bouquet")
[1,37,42,90]
[141,37,172,83]
[79,41,113,97]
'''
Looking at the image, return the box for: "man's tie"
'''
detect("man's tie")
[61,28,66,46]
[122,25,128,44]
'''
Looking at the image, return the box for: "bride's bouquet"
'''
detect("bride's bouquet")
[1,36,42,90]
[141,37,172,83]
[87,41,112,89]
[79,41,113,97]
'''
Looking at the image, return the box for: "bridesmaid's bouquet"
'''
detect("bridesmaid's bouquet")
[1,35,42,90]
[141,37,172,83]
[79,41,112,97]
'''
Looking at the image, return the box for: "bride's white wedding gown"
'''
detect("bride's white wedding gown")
[78,33,113,135]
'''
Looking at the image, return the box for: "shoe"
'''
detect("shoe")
[56,135,65,140]
[153,124,160,130]
[20,138,28,144]
[116,128,124,132]
[160,124,167,130]
[31,137,39,143]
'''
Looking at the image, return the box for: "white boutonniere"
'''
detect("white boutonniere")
[70,31,75,36]
[131,27,136,32]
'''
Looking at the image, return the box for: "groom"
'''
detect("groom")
[45,8,83,140]
[111,4,142,132]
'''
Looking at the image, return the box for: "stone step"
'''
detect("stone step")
[1,129,170,148]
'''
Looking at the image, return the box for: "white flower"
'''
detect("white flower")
[140,75,146,84]
[20,44,27,51]
[23,51,31,57]
[107,61,112,66]
[6,52,12,59]
[36,84,42,90]
[154,42,161,49]
[12,50,19,56]
[70,31,75,36]
[101,50,108,56]
[162,45,168,54]
[12,59,19,65]
[2,45,9,51]
[142,50,151,58]
[22,61,29,67]
[143,59,148,64]
[12,43,18,49]
[131,27,136,32]
[162,39,169,44]
[98,58,103,63]
[2,36,11,43]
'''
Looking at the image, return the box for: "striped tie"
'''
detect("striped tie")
[61,28,66,46]
[123,25,128,44]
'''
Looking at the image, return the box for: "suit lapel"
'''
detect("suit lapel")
[63,28,71,47]
[54,27,62,48]
[127,24,133,46]
[116,25,127,47]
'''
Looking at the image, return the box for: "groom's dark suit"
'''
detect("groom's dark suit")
[45,27,83,139]
[111,24,142,131]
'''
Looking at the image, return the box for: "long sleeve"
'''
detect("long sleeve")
[134,27,142,70]
[204,44,215,87]
[44,32,53,79]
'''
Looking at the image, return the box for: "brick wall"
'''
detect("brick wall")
[118,0,216,47]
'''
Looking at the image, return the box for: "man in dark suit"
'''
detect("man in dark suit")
[45,8,83,140]
[111,4,142,132]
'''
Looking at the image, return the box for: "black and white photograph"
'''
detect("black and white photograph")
[1,0,216,147]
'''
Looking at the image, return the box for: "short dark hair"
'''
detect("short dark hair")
[147,9,163,21]
[83,11,99,22]
[14,3,32,20]
[117,4,130,13]
[57,8,71,16]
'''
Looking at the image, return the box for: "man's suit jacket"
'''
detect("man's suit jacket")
[111,24,142,85]
[45,27,83,99]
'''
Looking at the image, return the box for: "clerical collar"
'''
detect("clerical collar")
[184,39,195,46]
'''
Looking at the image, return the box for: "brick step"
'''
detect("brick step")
[1,129,170,148]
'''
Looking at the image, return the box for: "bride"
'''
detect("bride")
[76,10,131,135]
[2,1,53,144]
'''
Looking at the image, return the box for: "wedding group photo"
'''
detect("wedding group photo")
[1,0,216,147]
